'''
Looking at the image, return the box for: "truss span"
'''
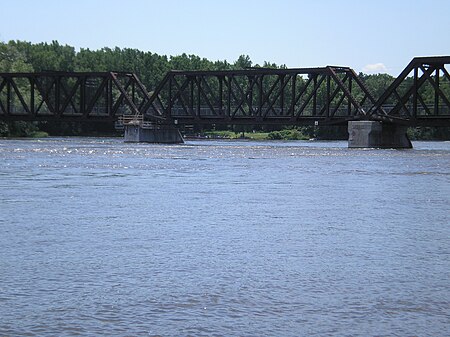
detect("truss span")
[369,56,450,126]
[143,66,377,126]
[0,71,162,122]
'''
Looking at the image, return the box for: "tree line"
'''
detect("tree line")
[0,40,448,139]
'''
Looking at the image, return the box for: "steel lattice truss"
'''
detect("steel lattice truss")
[1,56,450,127]
[143,66,376,125]
[0,71,160,122]
[369,56,450,126]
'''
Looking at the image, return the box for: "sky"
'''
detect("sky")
[0,0,449,75]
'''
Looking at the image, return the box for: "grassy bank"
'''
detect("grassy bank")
[201,130,268,140]
[202,128,310,141]
[29,131,49,138]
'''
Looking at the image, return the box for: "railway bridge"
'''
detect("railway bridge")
[1,56,449,148]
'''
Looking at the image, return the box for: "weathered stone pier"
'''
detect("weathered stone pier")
[348,121,412,148]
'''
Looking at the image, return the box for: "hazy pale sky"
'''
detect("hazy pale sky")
[1,0,449,75]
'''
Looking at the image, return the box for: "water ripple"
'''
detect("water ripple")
[0,138,449,336]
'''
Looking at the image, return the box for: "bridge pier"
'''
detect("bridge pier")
[124,124,184,143]
[348,121,412,148]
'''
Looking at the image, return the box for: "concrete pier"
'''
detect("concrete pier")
[348,121,412,148]
[124,124,184,143]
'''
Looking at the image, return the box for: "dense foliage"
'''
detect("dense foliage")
[0,40,448,140]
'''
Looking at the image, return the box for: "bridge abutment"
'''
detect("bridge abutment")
[348,121,412,148]
[124,125,184,144]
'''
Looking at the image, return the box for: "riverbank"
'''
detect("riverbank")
[2,120,450,141]
[196,129,311,141]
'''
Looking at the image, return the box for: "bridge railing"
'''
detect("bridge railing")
[116,114,156,129]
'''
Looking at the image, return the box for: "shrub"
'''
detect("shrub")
[0,122,9,136]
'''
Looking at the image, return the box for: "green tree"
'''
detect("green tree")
[0,42,34,72]
[234,55,252,69]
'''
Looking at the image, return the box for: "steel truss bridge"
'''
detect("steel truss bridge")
[0,56,449,127]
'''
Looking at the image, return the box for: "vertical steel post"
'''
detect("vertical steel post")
[80,76,86,116]
[55,75,60,115]
[227,76,231,118]
[132,79,136,104]
[30,77,35,116]
[248,75,253,116]
[168,75,173,117]
[413,67,418,118]
[6,79,11,114]
[258,75,263,117]
[290,74,296,116]
[218,76,223,116]
[348,75,352,116]
[435,68,440,115]
[197,76,201,117]
[280,75,285,115]
[313,75,317,116]
[326,74,331,118]
[188,76,193,116]
[107,77,112,116]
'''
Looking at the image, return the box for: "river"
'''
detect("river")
[0,138,449,336]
